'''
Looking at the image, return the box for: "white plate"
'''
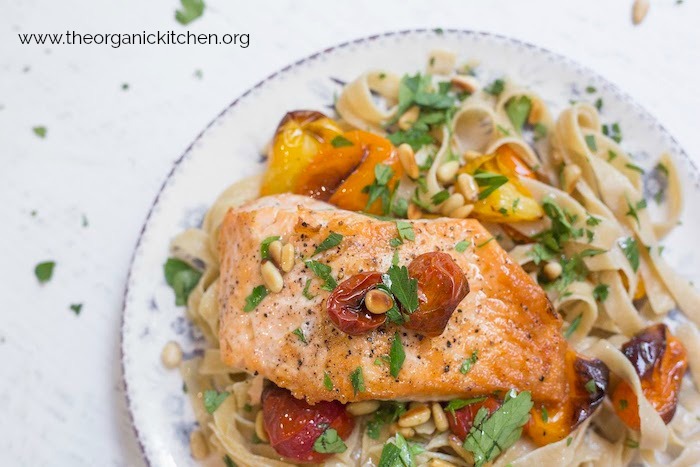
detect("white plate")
[121,29,700,467]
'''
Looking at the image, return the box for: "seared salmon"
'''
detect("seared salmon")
[218,194,567,404]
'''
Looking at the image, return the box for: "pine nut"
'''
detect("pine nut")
[450,75,479,94]
[456,173,479,202]
[407,203,423,220]
[437,161,460,185]
[398,106,420,131]
[428,459,457,467]
[261,261,283,293]
[448,204,474,219]
[280,243,295,273]
[448,434,475,463]
[189,429,209,459]
[398,404,431,427]
[431,402,449,432]
[463,150,482,161]
[632,0,649,25]
[255,410,269,442]
[561,164,582,194]
[268,240,283,265]
[347,400,380,416]
[440,193,465,216]
[390,423,415,438]
[414,418,436,435]
[365,289,394,314]
[544,261,563,280]
[398,143,420,179]
[161,341,183,369]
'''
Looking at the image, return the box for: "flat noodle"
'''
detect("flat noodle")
[335,71,400,134]
[653,154,683,239]
[555,281,597,343]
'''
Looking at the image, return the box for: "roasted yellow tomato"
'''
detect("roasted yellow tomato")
[462,146,543,223]
[260,111,344,195]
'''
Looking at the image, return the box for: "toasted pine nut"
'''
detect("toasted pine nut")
[437,161,460,185]
[448,434,475,463]
[455,173,479,202]
[431,402,449,432]
[347,400,380,416]
[280,243,295,273]
[414,418,436,435]
[255,410,269,442]
[161,341,183,369]
[398,404,431,428]
[440,193,465,216]
[562,164,582,194]
[399,106,420,131]
[407,202,423,220]
[398,143,420,179]
[428,459,457,467]
[268,240,283,265]
[365,289,394,315]
[450,75,479,94]
[390,423,416,438]
[448,204,474,219]
[632,0,649,25]
[189,429,209,459]
[261,261,283,293]
[544,261,563,280]
[463,150,482,161]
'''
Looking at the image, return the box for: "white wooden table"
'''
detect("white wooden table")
[2,0,699,465]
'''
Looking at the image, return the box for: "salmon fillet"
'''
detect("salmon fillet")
[218,194,567,405]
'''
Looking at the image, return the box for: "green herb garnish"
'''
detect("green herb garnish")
[444,397,488,415]
[203,389,229,414]
[484,79,505,96]
[363,164,395,214]
[32,126,47,138]
[313,231,343,256]
[324,372,333,391]
[474,170,509,200]
[292,327,307,344]
[164,258,202,306]
[305,260,337,291]
[389,332,406,378]
[260,235,281,259]
[35,260,55,284]
[302,279,315,300]
[565,314,582,339]
[585,134,597,152]
[313,428,347,453]
[175,0,205,25]
[395,220,415,243]
[619,237,640,272]
[593,284,609,302]
[69,303,82,316]
[243,285,269,312]
[331,135,354,148]
[431,189,450,205]
[460,350,479,374]
[455,240,471,252]
[505,96,532,134]
[384,265,419,313]
[350,367,365,394]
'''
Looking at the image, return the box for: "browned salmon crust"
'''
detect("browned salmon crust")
[218,194,567,405]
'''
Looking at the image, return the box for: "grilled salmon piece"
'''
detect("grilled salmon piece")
[218,194,567,405]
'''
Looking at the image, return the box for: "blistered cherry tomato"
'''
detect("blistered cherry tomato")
[262,385,355,463]
[403,252,469,337]
[326,272,386,335]
[446,396,501,440]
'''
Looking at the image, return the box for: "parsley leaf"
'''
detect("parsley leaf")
[455,240,471,252]
[463,390,533,467]
[625,163,644,175]
[625,197,647,228]
[324,372,333,391]
[593,284,609,302]
[302,279,315,300]
[585,134,597,152]
[484,79,505,96]
[389,332,406,378]
[350,367,365,395]
[564,314,582,339]
[32,126,47,138]
[384,265,419,313]
[460,350,479,374]
[378,433,424,467]
[619,237,640,272]
[223,455,237,467]
[243,285,269,312]
[363,164,395,214]
[533,123,548,141]
[474,171,509,200]
[305,260,337,291]
[35,260,55,284]
[367,402,407,439]
[444,397,488,415]
[313,428,347,453]
[313,231,343,256]
[505,96,532,134]
[292,327,307,344]
[395,221,415,242]
[175,0,205,25]
[431,189,450,205]
[203,389,229,414]
[260,236,281,259]
[387,128,435,151]
[69,303,82,315]
[164,258,202,306]
[331,135,354,148]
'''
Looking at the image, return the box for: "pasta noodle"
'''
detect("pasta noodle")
[164,50,700,466]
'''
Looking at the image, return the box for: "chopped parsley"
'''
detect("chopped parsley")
[292,327,307,344]
[377,433,423,466]
[460,350,479,374]
[35,260,55,284]
[350,367,365,394]
[625,439,640,449]
[324,372,333,391]
[505,96,532,134]
[389,332,406,378]
[387,128,435,151]
[203,389,229,414]
[484,79,505,96]
[541,406,549,422]
[362,164,395,214]
[463,390,533,467]
[243,285,269,312]
[476,237,495,248]
[313,428,347,453]
[474,170,509,200]
[625,197,647,227]
[533,122,548,141]
[619,399,628,409]
[594,98,603,111]
[625,163,644,175]
[586,214,602,226]
[259,235,281,259]
[302,279,315,300]
[431,189,450,205]
[69,303,83,316]
[619,237,640,272]
[313,231,343,256]
[564,314,582,339]
[455,240,471,252]
[602,122,622,143]
[608,150,618,161]
[32,126,47,138]
[383,265,419,313]
[584,379,597,394]
[584,134,597,152]
[164,258,202,305]
[175,0,205,25]
[331,135,354,148]
[585,86,597,94]
[444,396,488,415]
[395,220,415,243]
[305,260,337,291]
[567,437,573,446]
[593,284,609,302]
[367,402,407,439]
[223,455,237,467]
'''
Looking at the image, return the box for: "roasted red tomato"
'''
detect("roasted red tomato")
[403,252,469,337]
[446,396,501,440]
[261,385,355,463]
[326,272,386,335]
[611,324,688,430]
